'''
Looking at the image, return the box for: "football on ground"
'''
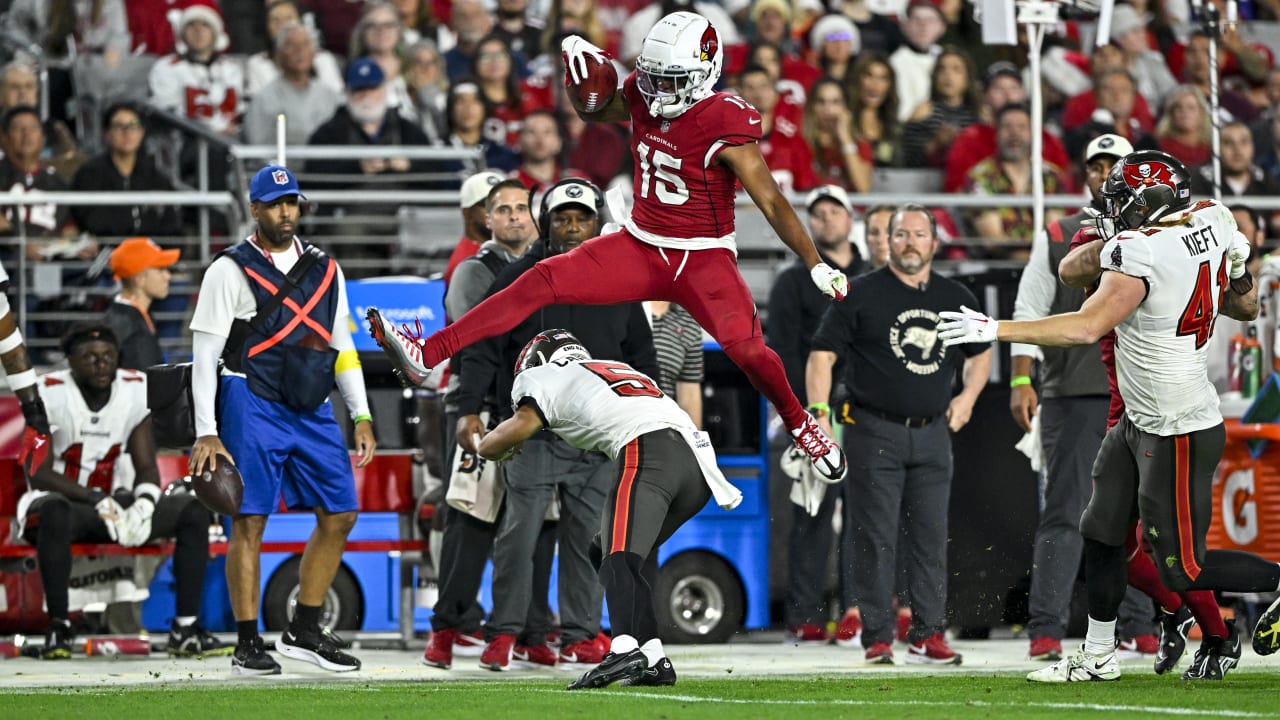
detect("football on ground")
[566,56,618,114]
[193,457,243,516]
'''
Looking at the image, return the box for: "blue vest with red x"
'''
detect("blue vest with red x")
[224,238,340,412]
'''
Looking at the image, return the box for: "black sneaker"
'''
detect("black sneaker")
[41,619,73,660]
[1154,605,1195,675]
[619,656,677,687]
[1182,622,1241,681]
[232,636,282,676]
[276,628,361,672]
[566,649,648,690]
[168,622,235,658]
[1252,594,1280,656]
[321,626,351,650]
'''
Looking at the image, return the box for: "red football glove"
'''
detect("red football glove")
[19,425,50,476]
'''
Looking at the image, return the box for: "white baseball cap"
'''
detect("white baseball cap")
[1084,133,1134,164]
[543,180,600,215]
[804,185,853,214]
[459,170,505,208]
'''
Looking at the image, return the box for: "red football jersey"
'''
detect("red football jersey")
[1069,226,1124,429]
[623,73,761,241]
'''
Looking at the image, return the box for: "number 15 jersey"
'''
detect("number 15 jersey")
[622,73,762,250]
[1102,199,1242,436]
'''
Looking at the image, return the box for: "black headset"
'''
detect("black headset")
[537,178,604,241]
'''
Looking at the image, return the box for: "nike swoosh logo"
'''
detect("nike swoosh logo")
[1093,661,1110,671]
[748,118,761,125]
[562,653,577,663]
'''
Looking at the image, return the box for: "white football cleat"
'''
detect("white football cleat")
[366,307,447,388]
[790,414,846,483]
[1027,644,1120,683]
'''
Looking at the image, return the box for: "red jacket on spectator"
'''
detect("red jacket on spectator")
[943,123,1072,193]
[487,77,555,150]
[1060,90,1155,134]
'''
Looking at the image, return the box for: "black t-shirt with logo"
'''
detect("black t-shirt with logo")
[811,266,990,419]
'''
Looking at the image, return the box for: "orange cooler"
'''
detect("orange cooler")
[1208,421,1280,561]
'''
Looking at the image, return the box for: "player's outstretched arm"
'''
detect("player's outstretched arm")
[477,404,544,462]
[719,143,821,270]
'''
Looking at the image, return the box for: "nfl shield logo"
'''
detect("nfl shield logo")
[272,169,289,185]
[661,120,671,133]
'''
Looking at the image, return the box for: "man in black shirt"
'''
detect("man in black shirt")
[806,203,991,666]
[103,237,180,370]
[766,185,862,644]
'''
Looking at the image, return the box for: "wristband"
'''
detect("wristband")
[8,368,36,391]
[807,403,830,419]
[353,413,373,424]
[0,327,23,354]
[841,143,857,155]
[1010,376,1032,388]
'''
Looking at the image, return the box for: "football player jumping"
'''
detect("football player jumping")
[369,12,848,483]
[938,150,1280,682]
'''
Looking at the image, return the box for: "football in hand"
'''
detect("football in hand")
[194,457,243,516]
[566,56,618,114]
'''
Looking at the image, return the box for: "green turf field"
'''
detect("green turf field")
[6,674,1279,720]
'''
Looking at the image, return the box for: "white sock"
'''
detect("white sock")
[1084,616,1117,657]
[640,638,665,667]
[175,616,197,627]
[611,634,639,655]
[1274,564,1280,592]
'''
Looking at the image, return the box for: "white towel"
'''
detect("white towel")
[782,446,826,517]
[1014,407,1044,472]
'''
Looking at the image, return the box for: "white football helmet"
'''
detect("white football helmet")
[635,11,724,119]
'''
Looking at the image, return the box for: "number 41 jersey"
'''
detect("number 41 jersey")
[1102,199,1243,436]
[622,73,762,248]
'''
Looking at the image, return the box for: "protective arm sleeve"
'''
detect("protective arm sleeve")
[1010,229,1052,361]
[192,330,227,438]
[331,313,370,419]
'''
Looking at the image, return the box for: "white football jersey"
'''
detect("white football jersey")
[512,360,742,509]
[148,54,245,135]
[15,369,150,523]
[1102,199,1243,435]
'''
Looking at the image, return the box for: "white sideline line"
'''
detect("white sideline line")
[533,689,1277,718]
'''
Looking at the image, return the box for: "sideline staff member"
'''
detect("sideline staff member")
[188,165,375,675]
[805,203,991,665]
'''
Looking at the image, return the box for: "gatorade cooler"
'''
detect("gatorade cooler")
[1208,421,1280,561]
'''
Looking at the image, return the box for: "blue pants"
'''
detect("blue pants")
[218,375,357,515]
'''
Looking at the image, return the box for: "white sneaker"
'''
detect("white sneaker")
[790,414,846,482]
[366,308,446,387]
[1027,644,1120,683]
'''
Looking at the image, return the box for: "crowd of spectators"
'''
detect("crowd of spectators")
[0,0,1276,257]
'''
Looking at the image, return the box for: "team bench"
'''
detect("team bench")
[0,442,431,640]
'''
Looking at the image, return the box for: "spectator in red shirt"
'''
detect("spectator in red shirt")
[1061,44,1156,135]
[801,78,871,192]
[739,63,819,193]
[472,34,552,150]
[944,61,1071,193]
[1155,84,1213,168]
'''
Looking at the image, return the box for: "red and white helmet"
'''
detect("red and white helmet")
[636,11,724,119]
